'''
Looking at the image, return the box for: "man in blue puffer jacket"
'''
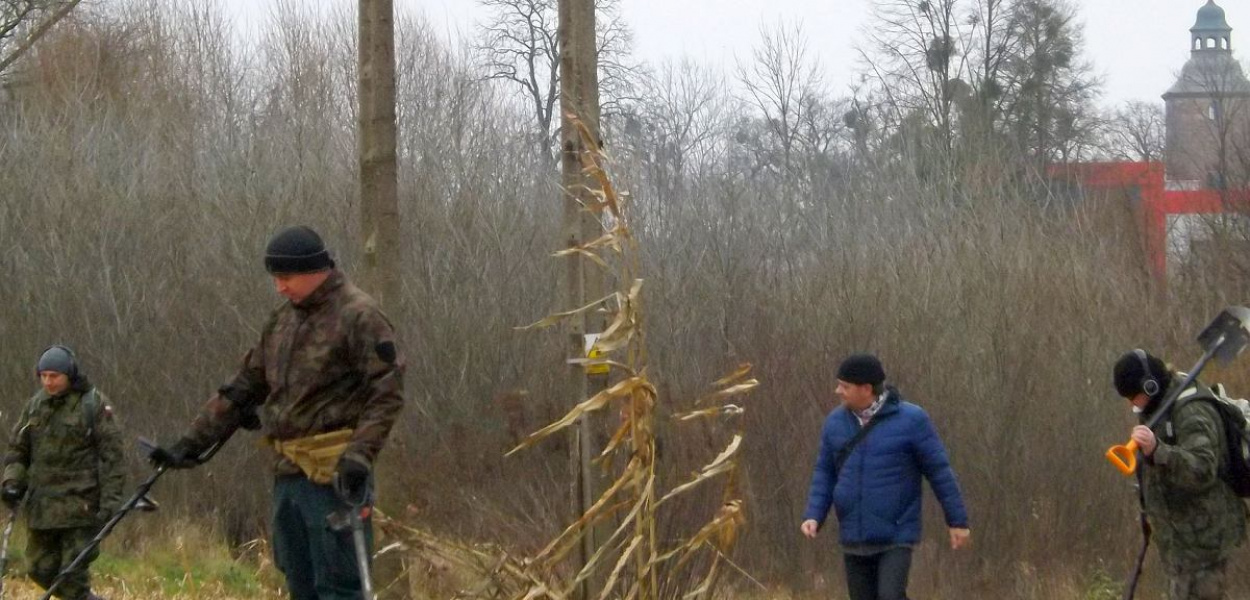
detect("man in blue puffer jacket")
[800,354,970,600]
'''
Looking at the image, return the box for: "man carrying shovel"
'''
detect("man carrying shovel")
[1111,348,1247,600]
[1106,309,1250,600]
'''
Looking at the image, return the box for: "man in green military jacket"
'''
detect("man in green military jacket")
[151,226,406,600]
[1113,350,1248,600]
[2,346,125,600]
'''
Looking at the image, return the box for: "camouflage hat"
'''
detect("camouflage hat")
[36,345,78,378]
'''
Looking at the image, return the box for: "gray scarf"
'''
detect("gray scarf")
[853,392,887,426]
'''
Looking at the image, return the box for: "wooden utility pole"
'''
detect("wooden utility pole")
[358,0,400,307]
[559,0,601,597]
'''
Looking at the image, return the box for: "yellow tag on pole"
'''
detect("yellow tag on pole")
[584,334,609,375]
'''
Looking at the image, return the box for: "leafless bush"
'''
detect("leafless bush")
[0,1,1246,598]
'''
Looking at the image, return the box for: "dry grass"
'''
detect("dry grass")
[0,519,283,600]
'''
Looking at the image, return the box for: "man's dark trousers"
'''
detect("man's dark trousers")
[844,547,912,600]
[272,475,373,600]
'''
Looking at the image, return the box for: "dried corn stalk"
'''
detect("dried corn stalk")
[501,114,755,600]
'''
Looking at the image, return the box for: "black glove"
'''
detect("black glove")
[148,438,200,470]
[332,455,371,504]
[1,481,24,509]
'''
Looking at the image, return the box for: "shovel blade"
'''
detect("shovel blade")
[1198,306,1250,364]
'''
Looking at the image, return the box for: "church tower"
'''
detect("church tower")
[1163,0,1250,189]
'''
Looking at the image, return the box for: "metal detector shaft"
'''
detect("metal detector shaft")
[1106,335,1224,474]
[0,509,16,599]
[38,466,165,600]
[350,506,374,600]
[39,434,229,600]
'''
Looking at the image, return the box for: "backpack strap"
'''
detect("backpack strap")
[24,395,41,418]
[835,411,894,473]
[18,395,42,440]
[1155,383,1210,443]
[22,390,101,443]
[81,388,99,444]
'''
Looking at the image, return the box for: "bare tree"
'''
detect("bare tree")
[1101,101,1166,161]
[734,22,827,185]
[997,0,1100,165]
[621,59,732,219]
[0,0,82,77]
[475,0,637,158]
[860,0,975,155]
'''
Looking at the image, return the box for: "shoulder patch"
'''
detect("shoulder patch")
[102,405,114,420]
[376,341,397,364]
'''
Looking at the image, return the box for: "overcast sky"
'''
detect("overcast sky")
[220,0,1250,108]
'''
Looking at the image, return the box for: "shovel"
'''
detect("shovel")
[1106,306,1250,475]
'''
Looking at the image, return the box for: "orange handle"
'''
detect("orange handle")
[1105,440,1140,475]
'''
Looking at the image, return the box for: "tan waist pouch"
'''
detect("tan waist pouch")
[267,429,354,485]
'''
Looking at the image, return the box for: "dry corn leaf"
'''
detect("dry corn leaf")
[658,435,742,504]
[596,536,642,600]
[593,280,643,352]
[673,404,744,421]
[535,459,639,562]
[516,291,616,331]
[580,228,624,253]
[694,379,759,405]
[597,420,633,463]
[593,310,635,354]
[712,364,753,387]
[653,500,743,570]
[681,561,720,600]
[551,247,610,270]
[560,476,653,598]
[506,376,648,456]
[518,585,552,600]
[569,119,622,219]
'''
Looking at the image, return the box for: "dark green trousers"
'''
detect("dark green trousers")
[272,475,373,600]
[27,526,97,600]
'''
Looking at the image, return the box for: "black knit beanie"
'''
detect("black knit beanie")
[264,226,334,274]
[1113,350,1170,399]
[836,354,885,386]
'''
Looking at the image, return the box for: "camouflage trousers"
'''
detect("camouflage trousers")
[1165,559,1228,600]
[272,475,373,600]
[27,526,98,600]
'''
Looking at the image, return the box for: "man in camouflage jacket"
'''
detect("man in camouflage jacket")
[1113,350,1248,600]
[152,226,405,600]
[2,346,124,600]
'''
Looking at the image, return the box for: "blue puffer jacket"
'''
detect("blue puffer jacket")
[803,387,969,546]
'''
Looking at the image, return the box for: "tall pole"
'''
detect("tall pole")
[358,0,400,307]
[559,0,601,597]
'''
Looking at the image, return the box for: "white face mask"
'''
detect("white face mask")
[1132,406,1144,414]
